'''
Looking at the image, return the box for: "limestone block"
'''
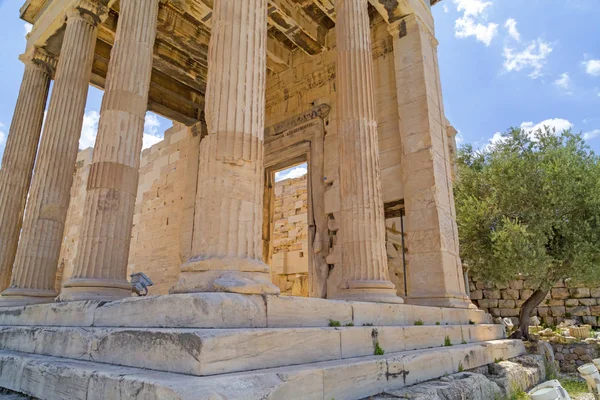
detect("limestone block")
[340,327,406,358]
[408,305,444,325]
[441,307,469,325]
[471,290,483,300]
[565,299,579,307]
[468,325,505,342]
[266,296,352,327]
[499,308,519,317]
[384,372,502,400]
[537,307,550,317]
[520,289,534,300]
[483,290,501,299]
[498,300,516,309]
[323,357,388,400]
[590,306,600,316]
[502,289,520,300]
[566,306,590,316]
[591,288,600,297]
[351,302,405,326]
[401,348,455,386]
[478,299,498,309]
[93,293,267,328]
[551,288,570,300]
[45,301,104,327]
[0,305,48,326]
[548,299,565,306]
[570,288,591,298]
[0,326,90,360]
[550,306,566,317]
[509,280,524,290]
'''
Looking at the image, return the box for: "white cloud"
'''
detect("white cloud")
[583,129,600,141]
[521,118,573,136]
[79,110,100,150]
[553,72,572,94]
[504,18,520,42]
[503,38,553,79]
[583,59,600,77]
[0,123,7,146]
[275,164,308,182]
[453,0,498,46]
[78,111,164,151]
[24,23,32,36]
[142,113,163,150]
[443,3,449,13]
[455,132,465,145]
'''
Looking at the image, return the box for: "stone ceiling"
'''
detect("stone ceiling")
[19,0,438,127]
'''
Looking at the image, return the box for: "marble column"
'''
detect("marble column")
[389,14,472,308]
[0,2,105,307]
[60,0,159,302]
[331,0,402,303]
[171,0,279,295]
[0,49,53,292]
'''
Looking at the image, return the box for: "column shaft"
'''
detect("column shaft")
[389,14,471,308]
[60,0,159,302]
[171,0,279,295]
[332,0,402,303]
[0,5,102,306]
[0,53,51,292]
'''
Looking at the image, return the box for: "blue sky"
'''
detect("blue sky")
[432,0,600,150]
[0,0,599,162]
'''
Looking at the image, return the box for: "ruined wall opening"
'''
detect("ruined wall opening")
[267,162,310,296]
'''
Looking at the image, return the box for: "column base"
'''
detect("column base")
[171,257,280,295]
[0,288,57,308]
[330,280,404,304]
[59,278,132,302]
[330,289,404,304]
[405,295,476,309]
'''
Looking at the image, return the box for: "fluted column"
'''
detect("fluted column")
[389,14,472,308]
[0,2,105,307]
[171,0,279,295]
[0,49,53,292]
[331,0,402,303]
[60,0,159,302]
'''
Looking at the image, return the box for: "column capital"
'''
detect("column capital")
[19,47,57,77]
[66,0,109,26]
[387,13,438,47]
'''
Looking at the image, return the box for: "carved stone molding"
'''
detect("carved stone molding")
[19,47,57,77]
[388,13,438,47]
[67,0,109,26]
[265,103,331,140]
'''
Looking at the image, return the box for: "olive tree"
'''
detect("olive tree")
[455,127,600,339]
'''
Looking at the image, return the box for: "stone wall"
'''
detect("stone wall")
[55,148,94,290]
[470,278,600,327]
[550,342,600,372]
[127,123,199,295]
[269,174,309,296]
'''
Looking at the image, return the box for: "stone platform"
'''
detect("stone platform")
[0,294,525,399]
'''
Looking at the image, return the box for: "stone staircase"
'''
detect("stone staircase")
[0,294,526,400]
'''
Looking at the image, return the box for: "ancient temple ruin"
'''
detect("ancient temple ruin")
[0,0,525,399]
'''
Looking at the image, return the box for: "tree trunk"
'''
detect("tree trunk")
[512,288,549,340]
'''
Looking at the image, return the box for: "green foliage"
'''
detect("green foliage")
[444,336,452,346]
[458,362,464,372]
[362,323,373,326]
[328,319,341,327]
[414,319,424,326]
[436,321,440,325]
[469,320,476,325]
[461,340,468,344]
[558,378,588,395]
[344,322,354,327]
[455,128,600,294]
[494,357,504,363]
[374,341,385,356]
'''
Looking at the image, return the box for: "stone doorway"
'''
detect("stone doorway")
[263,104,330,298]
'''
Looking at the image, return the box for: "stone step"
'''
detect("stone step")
[0,324,504,376]
[0,293,490,329]
[0,340,526,400]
